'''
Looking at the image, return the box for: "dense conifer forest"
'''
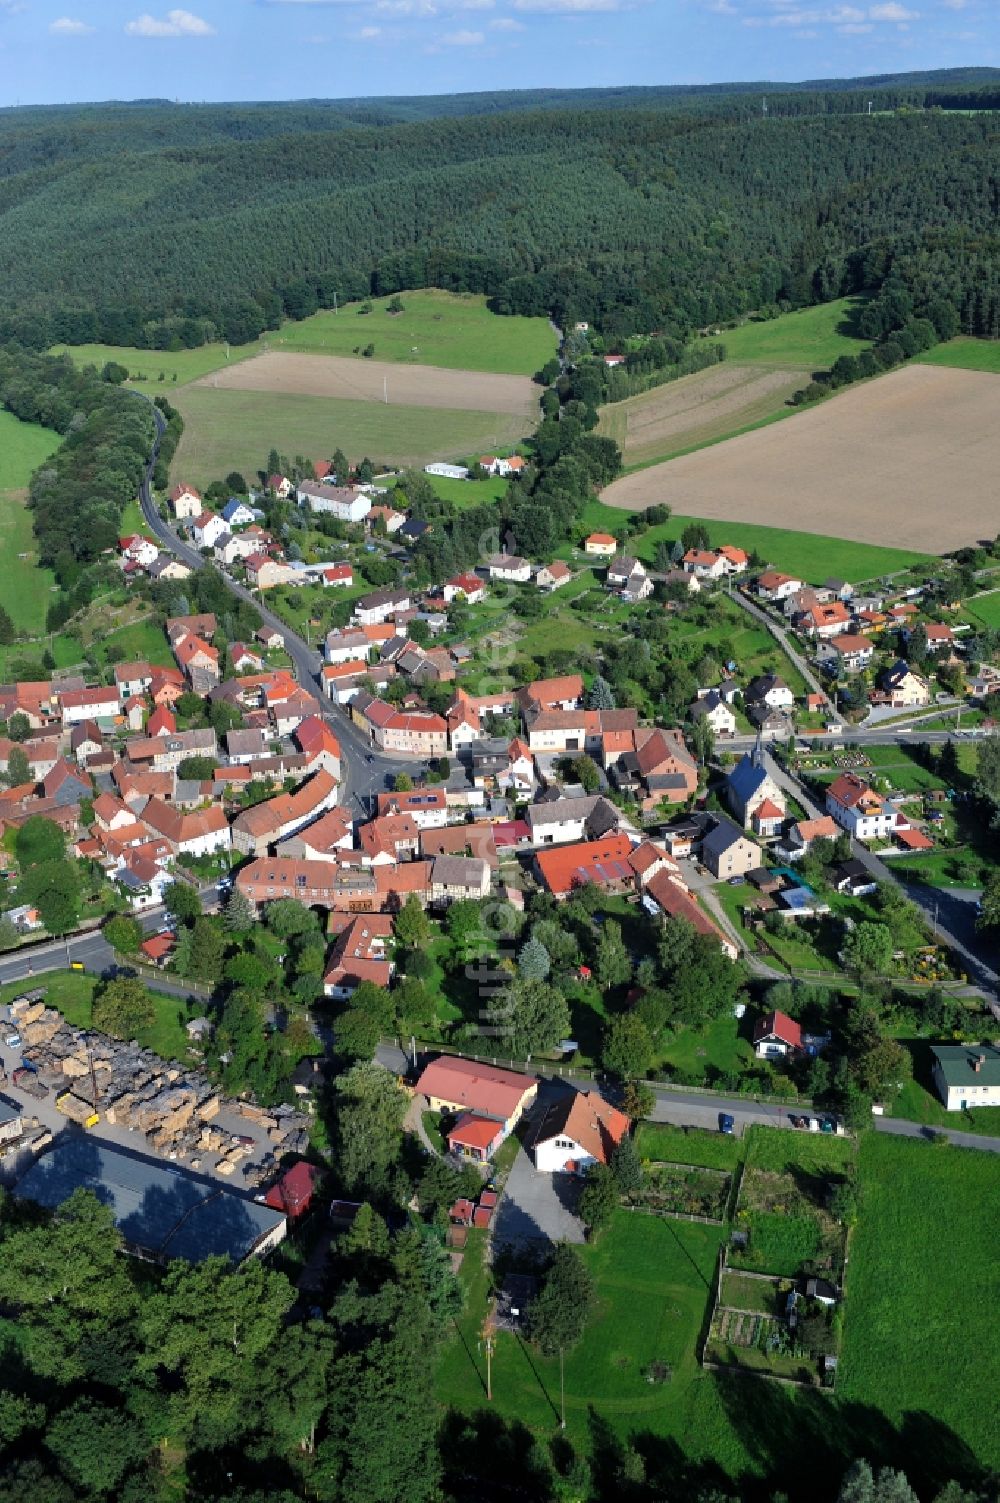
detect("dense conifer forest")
[0,73,999,347]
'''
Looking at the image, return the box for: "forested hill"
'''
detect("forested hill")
[2,86,1000,346]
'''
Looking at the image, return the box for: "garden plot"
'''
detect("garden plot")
[706,1270,840,1386]
[628,1161,731,1223]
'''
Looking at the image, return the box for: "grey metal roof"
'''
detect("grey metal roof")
[16,1136,284,1264]
[702,819,751,857]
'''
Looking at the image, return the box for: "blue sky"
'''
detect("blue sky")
[0,0,993,106]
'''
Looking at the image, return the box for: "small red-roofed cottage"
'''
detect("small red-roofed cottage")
[264,1161,319,1219]
[146,704,177,738]
[447,1113,505,1163]
[751,797,785,839]
[753,1009,803,1060]
[322,563,354,589]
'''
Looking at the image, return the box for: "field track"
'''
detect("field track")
[601,364,1000,554]
[193,351,539,418]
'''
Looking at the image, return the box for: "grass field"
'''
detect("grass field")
[600,364,1000,556]
[635,1120,744,1170]
[918,336,1000,374]
[579,499,929,585]
[0,970,190,1061]
[171,387,532,487]
[840,1132,1000,1472]
[715,298,869,369]
[0,410,62,634]
[964,591,1000,629]
[52,291,556,390]
[267,290,556,375]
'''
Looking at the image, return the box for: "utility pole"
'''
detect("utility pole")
[560,1347,566,1430]
[481,1313,496,1401]
[333,290,338,315]
[383,376,388,405]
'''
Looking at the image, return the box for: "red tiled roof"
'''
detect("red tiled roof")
[753,1009,802,1049]
[448,1113,504,1151]
[416,1056,536,1122]
[534,834,634,897]
[265,1161,318,1218]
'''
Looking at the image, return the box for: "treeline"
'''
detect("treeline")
[1,106,1000,345]
[0,348,156,604]
[789,232,994,404]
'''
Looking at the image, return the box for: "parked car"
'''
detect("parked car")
[4,1033,21,1049]
[719,1112,735,1135]
[233,1134,255,1148]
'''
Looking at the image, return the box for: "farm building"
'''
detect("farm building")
[416,1056,537,1139]
[16,1137,287,1263]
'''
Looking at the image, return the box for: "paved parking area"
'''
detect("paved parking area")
[494,1144,585,1247]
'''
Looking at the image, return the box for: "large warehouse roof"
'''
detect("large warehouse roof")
[16,1135,285,1264]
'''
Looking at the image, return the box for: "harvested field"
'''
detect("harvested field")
[171,387,530,487]
[598,363,802,468]
[193,351,539,418]
[601,364,1000,554]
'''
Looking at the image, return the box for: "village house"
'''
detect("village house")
[584,532,618,557]
[58,685,120,727]
[216,530,265,566]
[535,561,572,592]
[170,483,202,520]
[431,854,491,905]
[931,1043,1000,1111]
[826,772,898,842]
[277,806,355,863]
[148,555,193,583]
[231,769,339,858]
[823,633,875,675]
[221,497,257,529]
[141,798,232,858]
[744,674,795,712]
[114,661,154,701]
[534,833,635,900]
[644,867,739,958]
[923,623,956,654]
[606,554,652,601]
[323,915,395,998]
[611,726,699,808]
[784,814,839,859]
[376,786,449,829]
[690,691,736,737]
[530,1090,630,1175]
[486,553,531,583]
[191,511,229,551]
[119,534,160,570]
[295,481,372,523]
[799,600,853,639]
[682,548,727,580]
[753,1009,803,1060]
[443,573,485,605]
[521,674,585,715]
[478,455,524,478]
[877,660,931,709]
[321,563,354,590]
[756,570,804,602]
[353,588,412,628]
[267,474,294,500]
[244,554,300,591]
[701,819,761,880]
[526,794,619,847]
[172,632,221,693]
[379,710,448,758]
[230,642,266,673]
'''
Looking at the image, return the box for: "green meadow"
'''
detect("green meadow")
[716,297,869,369]
[0,409,61,634]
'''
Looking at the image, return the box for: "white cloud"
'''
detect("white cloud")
[440,25,484,39]
[868,2,917,16]
[838,20,874,28]
[49,15,94,32]
[125,9,216,36]
[744,0,916,21]
[940,0,967,9]
[489,14,525,25]
[513,0,627,11]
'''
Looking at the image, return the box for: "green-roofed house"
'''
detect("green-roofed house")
[931,1043,1000,1112]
